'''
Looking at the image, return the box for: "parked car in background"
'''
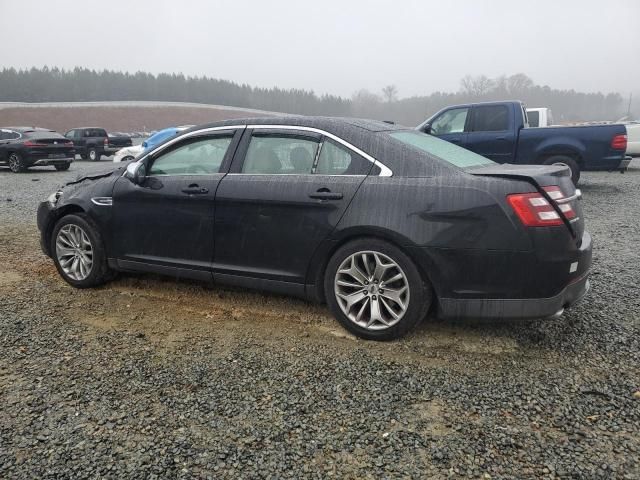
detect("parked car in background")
[418,100,629,184]
[64,127,132,161]
[38,117,590,340]
[526,107,554,127]
[625,121,640,157]
[0,127,74,173]
[113,126,193,162]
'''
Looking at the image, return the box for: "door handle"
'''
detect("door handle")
[309,189,343,200]
[181,185,209,195]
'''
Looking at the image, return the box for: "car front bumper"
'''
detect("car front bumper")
[37,200,57,257]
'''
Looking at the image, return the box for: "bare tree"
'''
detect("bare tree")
[460,75,495,97]
[382,84,398,103]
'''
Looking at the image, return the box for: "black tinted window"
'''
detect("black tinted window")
[472,106,509,132]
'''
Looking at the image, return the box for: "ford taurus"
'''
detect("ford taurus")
[37,117,591,340]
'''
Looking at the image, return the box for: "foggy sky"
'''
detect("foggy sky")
[1,0,638,99]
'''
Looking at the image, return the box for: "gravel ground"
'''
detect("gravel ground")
[0,160,639,479]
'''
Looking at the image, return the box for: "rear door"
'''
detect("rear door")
[213,128,374,284]
[465,104,516,163]
[427,107,470,147]
[111,129,241,275]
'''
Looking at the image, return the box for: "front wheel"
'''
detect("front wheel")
[324,238,432,340]
[544,155,580,185]
[51,214,112,288]
[8,153,26,173]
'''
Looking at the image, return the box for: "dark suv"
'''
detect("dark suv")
[0,127,74,172]
[64,127,132,161]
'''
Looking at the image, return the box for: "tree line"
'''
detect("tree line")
[0,67,628,126]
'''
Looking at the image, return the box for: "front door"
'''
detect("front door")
[427,107,470,147]
[111,130,240,276]
[213,129,373,284]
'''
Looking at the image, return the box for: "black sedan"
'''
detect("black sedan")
[0,127,75,172]
[37,117,591,340]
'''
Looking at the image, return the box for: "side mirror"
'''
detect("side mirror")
[422,123,432,134]
[125,161,146,185]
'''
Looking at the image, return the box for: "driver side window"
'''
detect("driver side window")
[431,107,469,135]
[148,136,233,176]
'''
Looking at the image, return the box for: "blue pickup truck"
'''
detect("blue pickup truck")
[417,100,629,184]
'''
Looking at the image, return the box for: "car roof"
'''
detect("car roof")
[188,116,408,134]
[1,126,55,132]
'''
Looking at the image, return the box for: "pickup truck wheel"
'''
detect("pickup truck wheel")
[544,156,580,185]
[8,153,27,173]
[54,163,71,171]
[87,148,101,161]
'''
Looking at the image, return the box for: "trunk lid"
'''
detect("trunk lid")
[467,163,584,243]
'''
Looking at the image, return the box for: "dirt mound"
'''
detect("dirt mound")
[0,102,277,133]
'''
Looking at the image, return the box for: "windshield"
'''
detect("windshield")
[389,131,494,168]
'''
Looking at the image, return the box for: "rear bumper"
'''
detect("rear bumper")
[433,230,592,321]
[437,273,589,321]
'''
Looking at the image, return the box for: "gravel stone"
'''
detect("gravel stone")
[0,160,639,478]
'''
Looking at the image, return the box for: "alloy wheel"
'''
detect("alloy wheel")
[55,224,94,281]
[8,154,21,172]
[334,250,410,330]
[89,150,97,161]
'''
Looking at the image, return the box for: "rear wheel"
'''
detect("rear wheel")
[8,153,26,173]
[544,155,580,185]
[51,214,112,288]
[87,148,101,162]
[324,238,432,341]
[54,163,70,171]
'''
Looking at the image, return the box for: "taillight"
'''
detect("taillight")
[104,138,109,146]
[23,140,47,147]
[611,134,627,150]
[507,186,575,227]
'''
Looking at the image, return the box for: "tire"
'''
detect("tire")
[8,153,26,173]
[50,213,112,288]
[324,238,432,341]
[87,148,101,162]
[543,155,580,185]
[54,163,71,171]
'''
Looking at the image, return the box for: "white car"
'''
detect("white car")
[625,122,640,157]
[113,125,193,162]
[113,144,143,163]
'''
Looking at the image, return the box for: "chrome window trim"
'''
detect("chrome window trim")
[226,173,367,178]
[248,125,392,176]
[127,124,393,178]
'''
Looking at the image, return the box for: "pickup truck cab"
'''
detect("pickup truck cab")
[64,127,132,161]
[418,101,628,184]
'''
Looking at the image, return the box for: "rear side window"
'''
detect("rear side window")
[242,135,319,174]
[389,131,494,168]
[315,139,372,175]
[471,105,509,132]
[84,128,107,137]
